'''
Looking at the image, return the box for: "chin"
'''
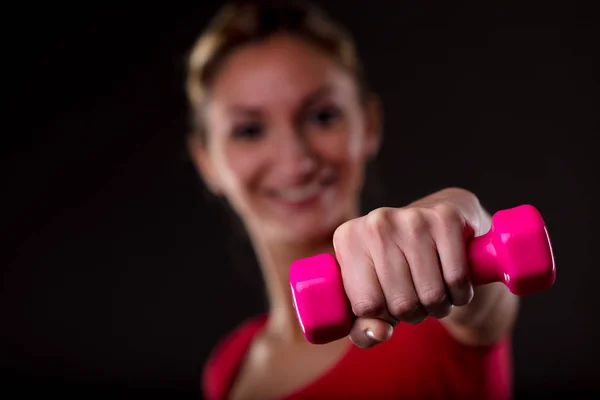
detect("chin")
[266,210,346,245]
[269,225,333,245]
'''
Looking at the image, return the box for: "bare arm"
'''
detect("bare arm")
[411,187,520,346]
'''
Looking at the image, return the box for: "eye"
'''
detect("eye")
[307,106,341,127]
[232,122,263,140]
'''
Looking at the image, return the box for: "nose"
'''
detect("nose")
[274,128,318,178]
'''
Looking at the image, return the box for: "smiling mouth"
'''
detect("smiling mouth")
[268,174,337,204]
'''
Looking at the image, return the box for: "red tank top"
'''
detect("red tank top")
[203,314,512,399]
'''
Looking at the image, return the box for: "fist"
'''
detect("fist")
[332,202,477,348]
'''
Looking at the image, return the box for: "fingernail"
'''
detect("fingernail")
[365,326,393,342]
[365,329,381,341]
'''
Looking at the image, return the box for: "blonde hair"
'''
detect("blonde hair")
[185,0,369,144]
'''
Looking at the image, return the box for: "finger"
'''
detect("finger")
[349,317,393,349]
[403,229,452,319]
[432,206,474,306]
[335,233,395,348]
[364,212,427,323]
[333,221,389,324]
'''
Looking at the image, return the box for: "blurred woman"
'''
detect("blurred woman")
[185,2,518,399]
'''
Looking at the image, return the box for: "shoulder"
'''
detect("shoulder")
[202,314,268,400]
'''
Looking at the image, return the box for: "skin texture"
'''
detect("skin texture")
[189,33,519,400]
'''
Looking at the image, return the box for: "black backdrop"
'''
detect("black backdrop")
[3,0,598,397]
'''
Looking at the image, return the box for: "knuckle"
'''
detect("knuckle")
[432,202,458,219]
[333,220,354,251]
[432,203,463,230]
[388,293,420,320]
[444,268,470,289]
[365,208,392,239]
[398,208,428,237]
[352,296,385,317]
[419,285,448,308]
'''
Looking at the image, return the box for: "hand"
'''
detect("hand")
[332,191,482,348]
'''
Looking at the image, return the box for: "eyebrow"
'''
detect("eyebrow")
[227,85,333,117]
[299,85,333,112]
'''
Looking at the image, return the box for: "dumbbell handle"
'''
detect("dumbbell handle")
[290,204,556,344]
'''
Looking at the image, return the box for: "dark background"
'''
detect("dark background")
[2,0,598,398]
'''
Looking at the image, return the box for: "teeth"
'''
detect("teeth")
[278,183,321,201]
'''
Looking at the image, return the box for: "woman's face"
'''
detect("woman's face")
[191,34,381,244]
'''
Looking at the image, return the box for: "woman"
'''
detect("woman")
[186,2,518,399]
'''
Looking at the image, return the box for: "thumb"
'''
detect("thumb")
[349,317,394,349]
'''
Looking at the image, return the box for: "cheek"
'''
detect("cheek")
[314,121,368,167]
[218,147,264,196]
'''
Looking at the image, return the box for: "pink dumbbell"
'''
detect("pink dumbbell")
[289,204,556,344]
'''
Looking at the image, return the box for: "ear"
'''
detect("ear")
[187,133,223,196]
[363,93,383,160]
